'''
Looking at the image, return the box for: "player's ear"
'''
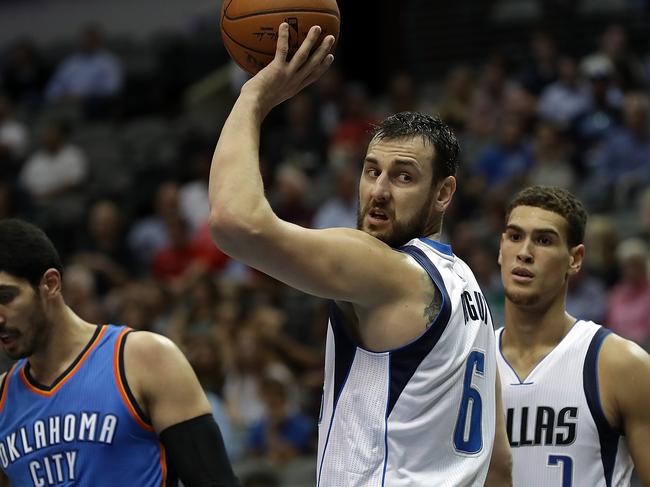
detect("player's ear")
[41,268,62,297]
[434,176,456,213]
[567,243,585,277]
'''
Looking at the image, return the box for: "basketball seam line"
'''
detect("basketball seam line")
[224,8,340,22]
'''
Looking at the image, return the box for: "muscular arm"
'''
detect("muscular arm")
[208,24,422,308]
[485,373,513,487]
[124,332,238,486]
[599,334,650,484]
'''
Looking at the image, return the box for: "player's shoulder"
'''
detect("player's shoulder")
[600,330,650,372]
[122,330,183,365]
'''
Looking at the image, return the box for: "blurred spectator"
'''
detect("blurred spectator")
[466,55,519,139]
[582,24,646,92]
[572,56,622,158]
[467,243,504,326]
[606,238,650,346]
[313,66,344,136]
[527,122,575,189]
[472,116,534,189]
[18,121,87,232]
[519,31,559,96]
[150,215,215,289]
[0,96,29,162]
[0,39,49,110]
[378,72,421,116]
[538,56,591,127]
[330,82,376,152]
[62,263,103,323]
[270,164,314,228]
[248,377,313,464]
[313,164,358,230]
[128,181,180,269]
[19,121,86,200]
[108,279,169,332]
[584,215,620,287]
[263,93,327,176]
[436,65,475,133]
[167,274,220,339]
[45,24,123,117]
[588,92,650,206]
[224,325,296,430]
[179,149,211,233]
[72,199,134,295]
[566,269,608,323]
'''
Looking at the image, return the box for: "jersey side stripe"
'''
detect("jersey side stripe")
[389,245,452,416]
[317,307,357,487]
[0,364,16,414]
[113,327,154,431]
[583,327,618,487]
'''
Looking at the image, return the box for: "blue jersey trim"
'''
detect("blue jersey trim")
[381,359,391,487]
[419,238,453,256]
[583,327,618,487]
[386,245,452,416]
[317,303,358,487]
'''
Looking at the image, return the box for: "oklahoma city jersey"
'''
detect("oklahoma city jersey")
[497,321,634,487]
[317,238,497,486]
[0,325,173,486]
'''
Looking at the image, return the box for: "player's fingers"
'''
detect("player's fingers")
[302,53,334,87]
[274,23,290,62]
[298,34,335,78]
[289,25,322,70]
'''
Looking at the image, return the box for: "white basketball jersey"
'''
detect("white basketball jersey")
[316,238,497,487]
[496,321,634,487]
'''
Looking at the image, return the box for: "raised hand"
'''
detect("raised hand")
[241,22,335,117]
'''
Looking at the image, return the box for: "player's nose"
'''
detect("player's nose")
[370,174,391,201]
[516,238,534,263]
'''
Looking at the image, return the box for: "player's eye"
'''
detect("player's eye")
[366,168,379,178]
[397,173,412,183]
[537,236,552,245]
[508,232,521,242]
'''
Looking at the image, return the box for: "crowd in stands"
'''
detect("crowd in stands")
[1,14,650,486]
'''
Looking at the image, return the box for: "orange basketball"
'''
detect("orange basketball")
[220,0,340,75]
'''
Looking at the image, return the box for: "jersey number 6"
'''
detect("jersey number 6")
[453,350,485,454]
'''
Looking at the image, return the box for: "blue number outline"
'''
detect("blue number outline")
[548,454,574,487]
[453,350,485,455]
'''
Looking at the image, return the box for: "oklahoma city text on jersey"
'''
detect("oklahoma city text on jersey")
[0,411,118,485]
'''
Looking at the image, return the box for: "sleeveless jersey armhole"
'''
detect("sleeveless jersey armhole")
[113,328,154,431]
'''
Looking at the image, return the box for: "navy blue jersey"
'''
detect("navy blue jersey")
[0,325,174,486]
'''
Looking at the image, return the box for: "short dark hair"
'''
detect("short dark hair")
[506,186,587,248]
[371,112,460,182]
[0,219,63,288]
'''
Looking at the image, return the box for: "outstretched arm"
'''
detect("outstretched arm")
[209,24,424,308]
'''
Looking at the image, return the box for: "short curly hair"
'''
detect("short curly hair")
[370,112,460,183]
[506,186,588,248]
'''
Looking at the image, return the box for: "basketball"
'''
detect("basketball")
[220,0,340,76]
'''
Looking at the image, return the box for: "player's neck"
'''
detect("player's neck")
[503,296,575,350]
[28,304,97,386]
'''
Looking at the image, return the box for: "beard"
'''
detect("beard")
[3,300,49,360]
[357,193,435,247]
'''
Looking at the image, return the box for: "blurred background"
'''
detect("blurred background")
[1,0,649,485]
